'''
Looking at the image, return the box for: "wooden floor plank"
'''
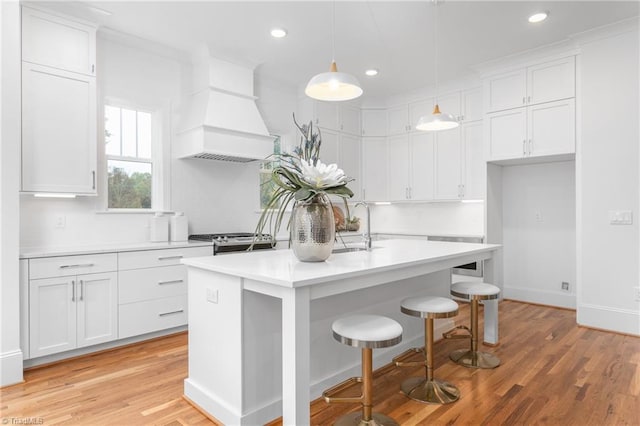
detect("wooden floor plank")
[2,301,639,425]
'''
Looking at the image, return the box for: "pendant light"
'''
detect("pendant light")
[416,0,459,131]
[305,2,363,101]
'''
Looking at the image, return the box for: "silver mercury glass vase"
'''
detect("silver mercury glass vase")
[291,194,335,262]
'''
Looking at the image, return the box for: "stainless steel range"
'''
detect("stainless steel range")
[188,233,274,255]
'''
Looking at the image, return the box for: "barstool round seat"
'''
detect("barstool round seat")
[449,281,501,369]
[401,296,459,319]
[332,314,403,349]
[451,282,500,300]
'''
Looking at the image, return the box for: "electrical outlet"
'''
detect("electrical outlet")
[206,288,218,304]
[55,215,66,228]
[535,210,543,222]
[561,281,570,291]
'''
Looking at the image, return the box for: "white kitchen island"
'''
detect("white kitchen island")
[182,239,501,426]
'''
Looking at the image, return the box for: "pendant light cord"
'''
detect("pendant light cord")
[332,1,336,63]
[434,0,439,104]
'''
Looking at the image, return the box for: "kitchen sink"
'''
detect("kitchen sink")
[332,247,369,254]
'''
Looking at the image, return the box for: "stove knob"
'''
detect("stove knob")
[216,236,222,242]
[223,236,228,242]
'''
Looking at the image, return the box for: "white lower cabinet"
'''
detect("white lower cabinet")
[24,245,211,361]
[117,246,211,339]
[29,271,117,358]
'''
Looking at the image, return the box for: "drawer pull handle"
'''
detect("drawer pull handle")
[157,255,183,261]
[71,280,75,302]
[60,263,95,269]
[159,309,184,317]
[79,280,84,301]
[158,279,184,285]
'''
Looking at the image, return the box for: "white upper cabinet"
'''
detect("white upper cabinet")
[387,105,410,135]
[387,135,410,200]
[362,137,388,201]
[409,132,435,201]
[318,128,339,166]
[314,101,339,130]
[485,69,527,112]
[22,6,96,76]
[434,128,463,200]
[485,56,575,113]
[21,7,97,195]
[486,99,575,161]
[22,63,97,194]
[461,87,483,122]
[527,99,575,158]
[527,57,575,106]
[361,109,387,137]
[340,105,361,135]
[338,134,362,200]
[462,121,485,200]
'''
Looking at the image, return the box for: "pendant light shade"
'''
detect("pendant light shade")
[305,61,363,101]
[417,0,459,132]
[416,104,459,131]
[305,2,363,102]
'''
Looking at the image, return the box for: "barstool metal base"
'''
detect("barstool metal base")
[334,411,399,426]
[450,348,500,369]
[400,376,460,404]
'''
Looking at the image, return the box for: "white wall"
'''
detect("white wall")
[576,22,639,334]
[0,0,24,387]
[502,161,576,308]
[370,202,484,236]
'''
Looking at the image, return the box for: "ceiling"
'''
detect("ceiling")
[35,1,638,99]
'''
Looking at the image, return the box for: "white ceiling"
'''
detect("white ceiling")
[36,1,639,99]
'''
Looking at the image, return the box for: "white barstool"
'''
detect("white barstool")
[323,314,403,426]
[393,296,460,404]
[445,281,501,369]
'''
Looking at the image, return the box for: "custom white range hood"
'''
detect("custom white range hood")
[175,52,274,163]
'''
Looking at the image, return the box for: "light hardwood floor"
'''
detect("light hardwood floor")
[2,300,638,425]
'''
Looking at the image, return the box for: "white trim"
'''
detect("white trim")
[577,304,640,336]
[503,286,576,310]
[569,16,639,46]
[0,350,25,387]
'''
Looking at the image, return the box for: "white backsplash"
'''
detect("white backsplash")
[368,202,485,237]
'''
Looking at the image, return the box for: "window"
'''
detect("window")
[104,105,154,209]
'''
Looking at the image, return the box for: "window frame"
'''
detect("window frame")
[103,99,163,212]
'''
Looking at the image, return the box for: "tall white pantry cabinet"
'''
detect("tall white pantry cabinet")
[21,6,98,194]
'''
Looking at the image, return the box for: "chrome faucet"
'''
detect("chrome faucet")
[355,201,372,251]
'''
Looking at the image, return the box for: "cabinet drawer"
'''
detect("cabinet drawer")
[119,295,187,339]
[119,265,187,304]
[118,246,212,270]
[29,253,117,279]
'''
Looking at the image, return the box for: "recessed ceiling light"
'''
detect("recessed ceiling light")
[528,12,548,23]
[365,69,379,76]
[270,28,287,38]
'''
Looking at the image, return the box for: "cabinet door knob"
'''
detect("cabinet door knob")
[92,171,96,190]
[522,97,526,104]
[71,280,75,302]
[522,140,526,157]
[79,280,84,301]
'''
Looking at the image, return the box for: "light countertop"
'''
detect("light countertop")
[182,238,500,288]
[20,240,213,259]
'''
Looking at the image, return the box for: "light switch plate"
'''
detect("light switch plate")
[206,288,219,304]
[609,210,633,225]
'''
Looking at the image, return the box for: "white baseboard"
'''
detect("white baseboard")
[503,286,576,309]
[1,349,24,387]
[577,303,640,335]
